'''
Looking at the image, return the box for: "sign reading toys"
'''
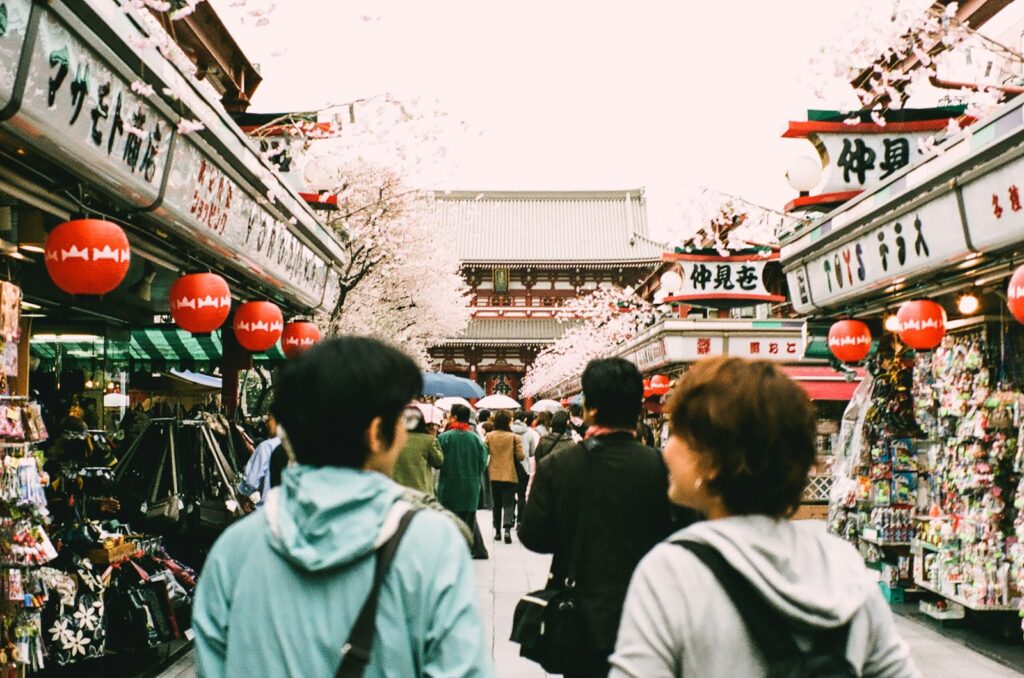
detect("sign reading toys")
[661,248,785,306]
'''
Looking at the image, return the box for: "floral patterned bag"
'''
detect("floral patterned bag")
[40,557,106,666]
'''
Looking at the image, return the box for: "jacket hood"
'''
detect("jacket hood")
[511,421,529,434]
[263,465,404,572]
[680,516,873,629]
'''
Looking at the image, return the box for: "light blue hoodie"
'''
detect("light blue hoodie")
[193,465,494,678]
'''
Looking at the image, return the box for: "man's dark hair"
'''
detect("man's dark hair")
[513,409,528,422]
[271,337,421,468]
[550,410,569,434]
[450,403,471,423]
[492,410,512,431]
[668,357,816,518]
[478,409,491,423]
[568,403,583,417]
[581,358,643,429]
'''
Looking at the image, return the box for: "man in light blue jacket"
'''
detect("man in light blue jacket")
[193,337,493,678]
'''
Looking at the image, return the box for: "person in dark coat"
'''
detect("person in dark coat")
[533,410,575,465]
[438,404,489,559]
[519,358,676,678]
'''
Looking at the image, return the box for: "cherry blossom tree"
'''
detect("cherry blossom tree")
[522,286,661,398]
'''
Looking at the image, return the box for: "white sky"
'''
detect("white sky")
[210,1,901,238]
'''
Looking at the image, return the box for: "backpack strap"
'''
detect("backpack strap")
[335,508,421,678]
[563,438,601,588]
[674,540,800,664]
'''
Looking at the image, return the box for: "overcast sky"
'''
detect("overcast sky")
[211,1,907,236]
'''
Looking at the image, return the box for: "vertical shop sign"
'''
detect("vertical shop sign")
[13,6,172,207]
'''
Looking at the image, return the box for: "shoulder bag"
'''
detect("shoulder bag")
[675,540,856,678]
[509,437,599,673]
[334,508,421,678]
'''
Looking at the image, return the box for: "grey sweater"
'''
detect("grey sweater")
[610,516,921,678]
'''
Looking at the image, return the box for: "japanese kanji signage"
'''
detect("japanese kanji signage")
[815,133,933,194]
[662,252,783,304]
[628,330,804,366]
[960,152,1024,254]
[787,192,967,314]
[16,8,172,207]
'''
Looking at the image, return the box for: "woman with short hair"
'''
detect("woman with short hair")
[610,357,919,678]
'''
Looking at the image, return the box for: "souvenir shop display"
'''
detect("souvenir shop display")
[828,326,1024,621]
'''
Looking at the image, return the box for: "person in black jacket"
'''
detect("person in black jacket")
[518,358,676,678]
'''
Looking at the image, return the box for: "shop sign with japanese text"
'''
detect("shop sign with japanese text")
[729,335,802,361]
[960,152,1024,253]
[664,253,783,303]
[631,339,668,371]
[0,0,31,111]
[790,192,968,313]
[159,137,329,301]
[14,7,172,207]
[814,132,935,194]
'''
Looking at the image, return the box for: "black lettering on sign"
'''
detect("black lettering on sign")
[90,81,110,145]
[48,47,69,107]
[69,62,88,124]
[107,91,123,155]
[0,3,9,38]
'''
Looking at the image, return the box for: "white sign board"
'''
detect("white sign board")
[816,132,935,194]
[668,257,782,303]
[960,152,1024,252]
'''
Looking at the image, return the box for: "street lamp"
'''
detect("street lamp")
[660,270,683,294]
[785,155,822,196]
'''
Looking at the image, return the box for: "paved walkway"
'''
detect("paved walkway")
[158,512,1022,677]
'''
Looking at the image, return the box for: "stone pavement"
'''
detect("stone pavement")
[158,511,1022,677]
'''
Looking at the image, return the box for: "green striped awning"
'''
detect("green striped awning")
[31,328,286,370]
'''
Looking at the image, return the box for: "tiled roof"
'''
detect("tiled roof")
[439,318,578,344]
[433,190,665,263]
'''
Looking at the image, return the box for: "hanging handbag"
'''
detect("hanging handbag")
[145,429,181,524]
[509,438,598,673]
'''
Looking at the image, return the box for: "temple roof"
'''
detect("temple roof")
[433,190,665,264]
[434,318,579,346]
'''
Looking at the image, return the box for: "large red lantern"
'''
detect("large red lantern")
[233,301,283,352]
[44,219,130,295]
[1008,264,1024,323]
[650,374,671,396]
[281,321,321,358]
[169,273,231,334]
[642,378,654,399]
[896,300,946,350]
[828,320,872,363]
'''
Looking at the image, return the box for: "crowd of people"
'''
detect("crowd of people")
[192,336,922,678]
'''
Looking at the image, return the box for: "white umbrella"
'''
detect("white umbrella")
[434,396,474,412]
[412,402,446,426]
[530,399,563,413]
[475,394,520,410]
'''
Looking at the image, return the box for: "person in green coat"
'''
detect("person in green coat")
[392,408,444,495]
[438,404,489,558]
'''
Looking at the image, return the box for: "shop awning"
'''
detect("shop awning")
[781,366,864,402]
[31,328,286,369]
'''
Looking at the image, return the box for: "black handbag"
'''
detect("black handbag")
[509,438,598,672]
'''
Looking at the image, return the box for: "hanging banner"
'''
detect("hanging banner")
[662,250,784,304]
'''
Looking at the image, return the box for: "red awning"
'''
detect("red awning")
[781,366,864,402]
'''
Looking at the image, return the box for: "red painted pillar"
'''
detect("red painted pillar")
[222,323,252,419]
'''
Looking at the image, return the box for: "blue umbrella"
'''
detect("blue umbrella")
[569,393,584,406]
[421,372,485,399]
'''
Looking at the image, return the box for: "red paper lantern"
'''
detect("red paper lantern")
[281,321,322,358]
[896,300,946,350]
[650,374,671,396]
[169,273,231,334]
[642,378,654,399]
[1007,264,1024,323]
[827,320,872,363]
[233,301,283,352]
[44,219,130,295]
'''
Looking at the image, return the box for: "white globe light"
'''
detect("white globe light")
[660,270,683,294]
[785,155,822,193]
[303,157,337,191]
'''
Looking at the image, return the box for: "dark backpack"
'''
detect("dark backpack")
[675,540,857,678]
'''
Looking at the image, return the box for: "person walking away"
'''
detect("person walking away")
[534,410,575,465]
[476,409,491,439]
[519,358,675,678]
[533,411,551,438]
[392,408,444,495]
[568,403,588,440]
[193,337,492,678]
[610,357,919,678]
[238,414,281,508]
[485,410,523,544]
[438,404,490,559]
[511,410,538,527]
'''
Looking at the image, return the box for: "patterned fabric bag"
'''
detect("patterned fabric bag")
[40,557,106,666]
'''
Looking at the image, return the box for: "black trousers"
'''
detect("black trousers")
[563,650,610,678]
[490,481,517,530]
[513,463,529,524]
[455,511,488,559]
